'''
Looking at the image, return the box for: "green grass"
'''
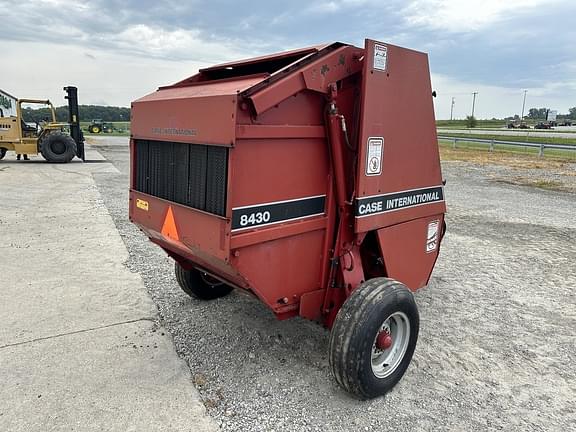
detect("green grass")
[438,138,576,160]
[438,132,576,146]
[436,119,576,133]
[436,119,508,129]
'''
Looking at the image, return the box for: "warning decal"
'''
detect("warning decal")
[161,206,180,241]
[426,220,440,253]
[136,198,149,211]
[366,137,383,176]
[373,44,388,71]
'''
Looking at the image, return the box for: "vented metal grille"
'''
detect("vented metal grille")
[135,140,228,216]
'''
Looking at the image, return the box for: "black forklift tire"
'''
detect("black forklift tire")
[329,277,419,399]
[40,132,77,163]
[0,147,6,160]
[174,262,233,300]
[90,125,101,134]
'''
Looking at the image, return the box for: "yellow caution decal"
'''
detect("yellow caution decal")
[136,199,149,211]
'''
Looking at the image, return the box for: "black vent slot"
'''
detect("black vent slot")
[135,140,228,217]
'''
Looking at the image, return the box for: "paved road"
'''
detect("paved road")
[0,145,217,432]
[438,127,576,139]
[90,136,575,431]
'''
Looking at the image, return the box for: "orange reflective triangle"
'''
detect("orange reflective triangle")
[161,206,180,241]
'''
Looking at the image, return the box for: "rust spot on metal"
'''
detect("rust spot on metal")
[320,64,330,76]
[338,54,345,66]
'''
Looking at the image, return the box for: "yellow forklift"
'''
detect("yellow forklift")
[0,86,85,162]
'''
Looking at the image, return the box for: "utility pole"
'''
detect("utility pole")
[450,97,455,121]
[471,92,478,118]
[521,90,527,121]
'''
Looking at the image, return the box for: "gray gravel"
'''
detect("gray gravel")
[90,137,575,431]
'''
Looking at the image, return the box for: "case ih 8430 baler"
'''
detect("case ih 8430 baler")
[129,39,446,398]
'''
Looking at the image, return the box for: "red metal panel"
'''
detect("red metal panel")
[376,215,444,290]
[129,191,230,261]
[141,75,264,99]
[228,137,329,209]
[231,229,326,314]
[131,96,236,146]
[230,217,327,249]
[354,40,446,232]
[235,125,325,140]
[251,90,325,126]
[246,46,362,115]
[132,75,264,146]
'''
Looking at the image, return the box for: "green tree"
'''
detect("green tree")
[527,108,549,119]
[568,107,576,120]
[465,115,477,128]
[21,105,130,122]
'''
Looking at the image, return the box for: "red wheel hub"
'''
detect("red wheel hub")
[376,330,392,350]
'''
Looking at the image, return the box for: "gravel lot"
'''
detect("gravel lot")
[91,137,575,431]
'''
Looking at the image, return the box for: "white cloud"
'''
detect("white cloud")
[1,40,227,107]
[403,0,560,32]
[109,25,244,63]
[306,0,385,14]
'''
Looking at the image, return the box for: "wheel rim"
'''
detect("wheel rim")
[371,311,411,378]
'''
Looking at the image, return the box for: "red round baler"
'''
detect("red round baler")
[130,39,446,398]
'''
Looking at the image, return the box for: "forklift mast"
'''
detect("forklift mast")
[64,86,85,160]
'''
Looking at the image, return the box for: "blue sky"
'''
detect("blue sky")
[2,0,575,119]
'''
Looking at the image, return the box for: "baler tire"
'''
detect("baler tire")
[40,132,77,163]
[0,147,6,160]
[174,262,233,300]
[329,277,419,399]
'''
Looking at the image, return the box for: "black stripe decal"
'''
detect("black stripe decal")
[355,186,444,217]
[232,196,326,231]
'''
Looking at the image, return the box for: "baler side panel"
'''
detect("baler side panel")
[376,215,445,290]
[227,127,330,315]
[231,230,326,315]
[354,40,446,232]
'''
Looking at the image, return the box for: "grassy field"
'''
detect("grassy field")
[439,143,576,166]
[81,121,130,136]
[438,132,576,146]
[436,119,576,132]
[436,119,508,129]
[438,138,576,160]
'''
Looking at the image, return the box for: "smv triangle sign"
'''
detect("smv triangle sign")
[161,206,180,241]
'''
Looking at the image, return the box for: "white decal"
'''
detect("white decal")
[366,137,383,176]
[373,44,388,71]
[426,220,440,253]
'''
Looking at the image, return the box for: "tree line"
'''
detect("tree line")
[526,107,576,120]
[22,105,130,122]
